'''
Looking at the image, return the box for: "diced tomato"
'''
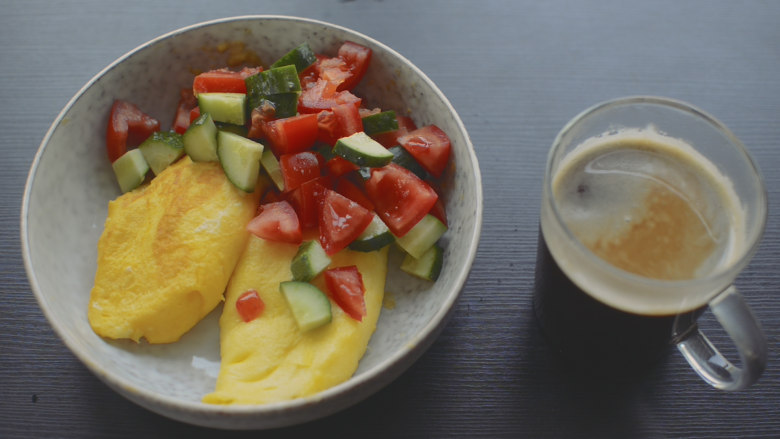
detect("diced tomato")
[299,54,328,90]
[325,156,359,178]
[280,151,322,192]
[318,188,374,255]
[106,100,160,163]
[316,110,340,145]
[236,290,265,322]
[398,125,452,178]
[264,113,319,155]
[324,266,367,321]
[287,178,331,230]
[364,163,438,237]
[359,107,381,118]
[332,102,363,138]
[335,41,372,91]
[260,188,282,205]
[317,57,352,87]
[192,66,262,96]
[189,106,201,124]
[336,178,374,211]
[372,115,418,148]
[298,78,362,114]
[246,200,302,244]
[429,197,448,227]
[172,88,197,134]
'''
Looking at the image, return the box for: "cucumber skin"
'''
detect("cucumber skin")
[333,132,394,168]
[395,214,447,259]
[183,113,218,162]
[270,43,317,73]
[362,110,398,135]
[401,244,443,281]
[349,215,395,252]
[389,146,428,179]
[138,131,185,175]
[291,240,332,282]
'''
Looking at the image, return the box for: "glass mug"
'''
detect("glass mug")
[534,96,767,390]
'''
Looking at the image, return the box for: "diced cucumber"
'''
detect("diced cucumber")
[291,240,331,282]
[216,131,264,192]
[362,110,398,135]
[270,42,317,73]
[197,93,246,125]
[400,244,443,282]
[395,214,447,258]
[260,147,284,191]
[183,112,218,162]
[245,66,302,119]
[215,122,248,137]
[112,149,149,193]
[248,94,299,119]
[280,281,332,331]
[138,131,185,175]
[334,132,394,168]
[349,214,395,252]
[389,145,428,179]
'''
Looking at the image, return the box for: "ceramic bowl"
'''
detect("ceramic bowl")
[21,16,482,430]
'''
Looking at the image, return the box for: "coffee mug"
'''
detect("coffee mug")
[534,96,767,390]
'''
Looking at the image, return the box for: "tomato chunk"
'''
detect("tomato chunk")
[298,78,362,113]
[280,151,322,192]
[332,102,363,138]
[336,178,374,211]
[398,125,451,178]
[236,290,265,322]
[335,41,372,91]
[287,178,331,230]
[106,100,160,163]
[324,266,367,321]
[192,67,262,96]
[172,88,197,134]
[325,156,359,178]
[246,200,302,244]
[264,113,319,155]
[318,188,374,255]
[365,163,438,237]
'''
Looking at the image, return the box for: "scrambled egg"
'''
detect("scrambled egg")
[88,157,260,343]
[203,236,388,405]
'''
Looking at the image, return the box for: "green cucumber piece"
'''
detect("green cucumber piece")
[248,94,299,119]
[291,240,331,282]
[183,113,218,162]
[334,132,394,168]
[138,131,185,175]
[216,131,264,192]
[197,93,246,125]
[395,214,447,258]
[389,145,428,179]
[362,111,398,135]
[280,281,332,331]
[349,214,395,252]
[260,147,285,191]
[400,244,443,281]
[270,42,317,73]
[112,149,149,193]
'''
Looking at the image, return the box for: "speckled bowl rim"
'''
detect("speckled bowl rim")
[21,15,482,428]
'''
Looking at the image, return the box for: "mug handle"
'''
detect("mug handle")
[675,286,767,391]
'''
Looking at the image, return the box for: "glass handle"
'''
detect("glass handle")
[676,286,767,391]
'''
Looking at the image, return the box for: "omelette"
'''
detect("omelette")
[88,157,260,344]
[203,235,388,405]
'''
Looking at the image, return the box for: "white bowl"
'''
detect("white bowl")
[21,16,482,430]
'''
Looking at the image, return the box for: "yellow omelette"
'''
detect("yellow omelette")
[88,157,260,344]
[203,236,388,405]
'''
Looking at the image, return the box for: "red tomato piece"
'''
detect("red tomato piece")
[189,106,201,124]
[398,125,452,178]
[324,266,367,321]
[172,88,197,134]
[247,200,302,244]
[316,110,340,145]
[318,188,374,255]
[372,115,418,148]
[429,197,448,227]
[332,102,363,138]
[325,156,359,178]
[192,66,262,96]
[298,79,362,113]
[336,41,372,91]
[336,178,374,211]
[280,151,322,192]
[365,163,438,237]
[286,178,331,230]
[264,113,319,155]
[236,290,265,322]
[106,100,160,163]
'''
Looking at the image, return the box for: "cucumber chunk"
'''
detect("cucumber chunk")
[249,94,299,119]
[245,66,302,119]
[183,112,218,162]
[389,145,428,179]
[216,131,264,192]
[334,132,394,168]
[260,147,285,191]
[400,244,443,281]
[395,214,447,258]
[280,281,332,332]
[349,214,395,252]
[197,93,246,125]
[291,240,331,282]
[362,110,398,135]
[270,42,317,73]
[112,149,149,193]
[138,131,185,175]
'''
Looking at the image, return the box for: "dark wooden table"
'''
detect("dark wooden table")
[3,1,779,437]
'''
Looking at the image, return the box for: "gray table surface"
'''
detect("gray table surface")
[2,1,779,437]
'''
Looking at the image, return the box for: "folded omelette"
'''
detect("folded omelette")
[88,157,260,343]
[203,236,388,405]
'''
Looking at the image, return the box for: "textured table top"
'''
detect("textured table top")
[3,1,779,437]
